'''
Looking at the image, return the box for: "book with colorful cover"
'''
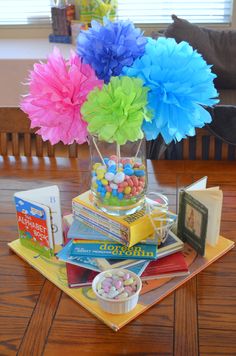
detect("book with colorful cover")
[14,196,54,258]
[72,190,157,246]
[57,239,149,272]
[14,186,63,257]
[140,251,189,281]
[150,230,184,258]
[56,239,101,272]
[9,236,234,331]
[70,240,157,260]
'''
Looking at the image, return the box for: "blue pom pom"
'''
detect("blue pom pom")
[122,37,219,143]
[77,17,147,83]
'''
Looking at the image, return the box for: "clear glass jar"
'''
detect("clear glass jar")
[89,135,147,216]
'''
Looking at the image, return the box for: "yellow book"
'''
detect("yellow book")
[72,190,156,247]
[8,236,234,331]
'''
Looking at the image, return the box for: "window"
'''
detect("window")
[0,0,234,26]
[117,0,233,24]
[0,0,51,25]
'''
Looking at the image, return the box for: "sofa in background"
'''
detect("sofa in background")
[146,15,236,160]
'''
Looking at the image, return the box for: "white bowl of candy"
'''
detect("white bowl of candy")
[92,269,142,314]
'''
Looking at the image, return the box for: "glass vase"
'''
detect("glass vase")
[89,135,147,216]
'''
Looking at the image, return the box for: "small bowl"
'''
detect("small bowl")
[92,268,142,314]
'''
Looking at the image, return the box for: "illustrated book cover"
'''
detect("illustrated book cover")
[72,190,156,247]
[57,239,149,272]
[177,176,223,255]
[70,240,157,260]
[9,235,234,331]
[56,239,101,272]
[151,230,184,258]
[14,186,63,257]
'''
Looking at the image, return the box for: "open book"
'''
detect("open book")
[14,186,63,257]
[177,176,223,255]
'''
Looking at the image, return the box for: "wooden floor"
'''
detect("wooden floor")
[0,158,236,355]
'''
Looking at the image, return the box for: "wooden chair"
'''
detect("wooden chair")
[147,127,236,160]
[0,108,86,158]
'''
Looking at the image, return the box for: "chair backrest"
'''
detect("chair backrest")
[147,127,236,160]
[0,108,80,157]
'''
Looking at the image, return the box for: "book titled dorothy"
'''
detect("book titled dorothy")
[70,240,157,260]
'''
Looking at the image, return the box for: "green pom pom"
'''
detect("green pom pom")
[81,76,150,145]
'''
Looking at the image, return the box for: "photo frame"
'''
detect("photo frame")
[177,191,208,255]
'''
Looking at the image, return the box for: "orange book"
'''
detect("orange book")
[8,236,234,331]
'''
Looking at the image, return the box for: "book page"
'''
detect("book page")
[188,190,223,246]
[15,186,63,245]
[185,176,208,191]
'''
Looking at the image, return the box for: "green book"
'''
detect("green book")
[70,240,157,260]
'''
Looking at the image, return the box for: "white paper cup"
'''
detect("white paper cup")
[92,269,142,314]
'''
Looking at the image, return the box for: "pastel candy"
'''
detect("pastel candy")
[105,172,115,181]
[123,273,130,280]
[131,176,139,187]
[100,191,106,198]
[105,192,111,199]
[118,292,129,299]
[103,285,110,293]
[97,288,104,295]
[108,290,120,299]
[118,192,124,200]
[101,179,108,185]
[134,170,145,177]
[126,179,134,187]
[110,155,118,162]
[117,271,125,277]
[113,172,125,184]
[96,165,106,171]
[104,273,112,278]
[92,153,146,205]
[124,163,132,169]
[124,186,131,195]
[108,166,116,174]
[93,162,101,170]
[112,189,118,196]
[96,270,138,301]
[124,278,134,286]
[114,280,122,289]
[107,160,116,167]
[124,167,134,176]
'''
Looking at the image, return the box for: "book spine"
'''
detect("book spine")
[72,202,130,244]
[70,242,157,260]
[177,190,185,242]
[73,211,128,245]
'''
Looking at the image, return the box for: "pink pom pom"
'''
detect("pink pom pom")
[20,48,103,145]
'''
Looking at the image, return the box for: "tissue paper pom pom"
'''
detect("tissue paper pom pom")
[20,48,103,145]
[122,37,219,144]
[77,17,147,83]
[81,76,150,145]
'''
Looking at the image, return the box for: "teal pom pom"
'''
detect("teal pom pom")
[122,37,219,143]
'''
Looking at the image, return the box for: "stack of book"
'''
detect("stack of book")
[56,191,189,288]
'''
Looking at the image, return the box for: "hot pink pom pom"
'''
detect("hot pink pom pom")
[20,48,103,145]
